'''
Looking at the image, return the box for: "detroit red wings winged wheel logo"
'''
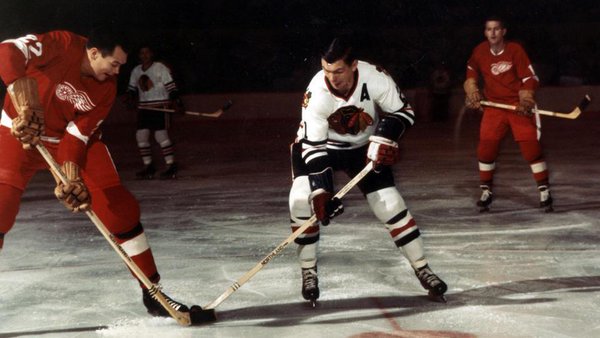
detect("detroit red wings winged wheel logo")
[327,105,373,135]
[55,82,96,112]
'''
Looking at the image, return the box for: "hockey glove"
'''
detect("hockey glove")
[308,167,343,225]
[309,189,343,226]
[516,90,536,117]
[7,77,45,150]
[172,97,185,114]
[463,78,482,110]
[367,135,400,172]
[53,161,91,213]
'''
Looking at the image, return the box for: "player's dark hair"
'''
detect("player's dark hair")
[321,36,356,65]
[86,26,129,56]
[485,15,506,29]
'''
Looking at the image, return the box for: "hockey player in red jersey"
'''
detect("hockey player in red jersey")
[288,37,447,305]
[464,17,553,212]
[0,29,212,322]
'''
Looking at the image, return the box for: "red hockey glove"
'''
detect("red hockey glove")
[53,161,91,213]
[309,189,343,226]
[367,135,400,172]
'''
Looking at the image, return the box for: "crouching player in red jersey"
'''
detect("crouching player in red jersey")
[0,29,214,324]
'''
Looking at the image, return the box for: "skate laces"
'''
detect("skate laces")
[480,189,492,202]
[539,186,551,202]
[302,268,318,289]
[417,266,441,286]
[147,284,185,311]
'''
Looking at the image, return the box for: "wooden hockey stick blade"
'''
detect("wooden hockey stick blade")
[481,94,591,119]
[35,143,200,326]
[185,99,232,118]
[203,161,374,310]
[140,106,223,118]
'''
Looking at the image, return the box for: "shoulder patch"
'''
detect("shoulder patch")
[302,91,312,108]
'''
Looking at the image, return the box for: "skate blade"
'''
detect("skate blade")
[304,299,318,308]
[189,305,217,324]
[479,206,490,213]
[428,291,447,303]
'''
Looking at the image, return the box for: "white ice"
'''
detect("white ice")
[1,110,599,338]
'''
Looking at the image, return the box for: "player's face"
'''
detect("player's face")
[484,21,506,46]
[321,58,358,94]
[139,47,153,64]
[89,46,127,81]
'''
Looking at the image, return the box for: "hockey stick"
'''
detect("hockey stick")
[480,94,591,119]
[34,143,195,326]
[203,161,375,310]
[140,99,233,118]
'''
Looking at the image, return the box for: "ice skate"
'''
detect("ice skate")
[143,287,189,317]
[476,186,493,212]
[136,163,156,180]
[301,266,319,307]
[142,288,217,324]
[539,186,553,212]
[415,265,448,303]
[160,162,178,180]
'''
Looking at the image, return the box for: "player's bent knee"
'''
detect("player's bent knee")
[0,184,22,235]
[366,187,408,223]
[91,185,141,234]
[289,175,311,216]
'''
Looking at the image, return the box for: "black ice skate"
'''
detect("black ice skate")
[539,186,553,212]
[301,266,319,307]
[142,288,217,324]
[476,187,493,212]
[415,265,448,303]
[160,162,178,180]
[143,287,189,317]
[136,163,156,180]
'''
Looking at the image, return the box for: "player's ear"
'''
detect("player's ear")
[351,60,358,71]
[88,47,99,61]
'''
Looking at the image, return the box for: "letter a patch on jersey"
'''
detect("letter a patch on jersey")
[360,83,370,102]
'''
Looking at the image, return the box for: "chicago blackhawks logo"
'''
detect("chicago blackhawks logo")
[302,91,311,108]
[55,82,96,112]
[491,61,512,75]
[328,105,373,135]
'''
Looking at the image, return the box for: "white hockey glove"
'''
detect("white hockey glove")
[367,135,400,172]
[53,161,91,213]
[7,77,45,150]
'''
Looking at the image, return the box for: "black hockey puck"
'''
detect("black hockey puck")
[189,305,217,324]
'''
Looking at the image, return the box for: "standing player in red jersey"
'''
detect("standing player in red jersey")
[464,17,553,212]
[0,29,212,322]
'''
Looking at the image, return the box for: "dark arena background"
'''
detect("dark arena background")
[1,1,599,337]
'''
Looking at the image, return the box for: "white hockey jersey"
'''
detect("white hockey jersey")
[296,60,415,166]
[127,61,177,108]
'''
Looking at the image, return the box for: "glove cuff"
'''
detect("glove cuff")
[62,161,82,181]
[369,135,398,147]
[308,167,334,193]
[463,78,479,96]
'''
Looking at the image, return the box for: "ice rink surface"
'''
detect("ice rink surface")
[1,106,599,338]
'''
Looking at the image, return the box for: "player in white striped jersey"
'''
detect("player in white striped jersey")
[289,37,447,304]
[126,46,182,179]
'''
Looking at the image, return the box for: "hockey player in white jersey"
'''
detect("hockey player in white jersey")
[289,37,447,305]
[126,46,182,179]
